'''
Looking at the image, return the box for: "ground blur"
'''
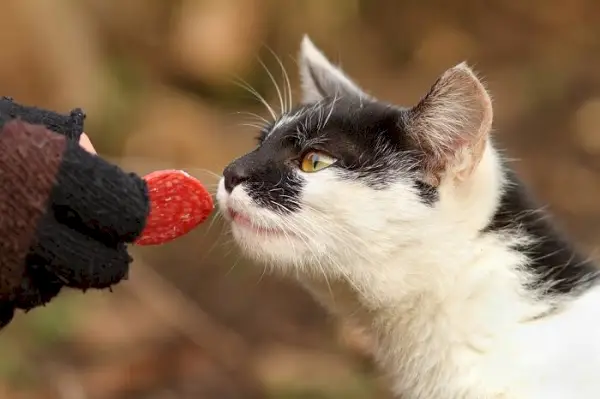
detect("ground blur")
[1,1,600,398]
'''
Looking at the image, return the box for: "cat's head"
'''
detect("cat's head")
[217,36,501,297]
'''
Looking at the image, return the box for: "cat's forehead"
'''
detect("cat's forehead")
[261,98,407,149]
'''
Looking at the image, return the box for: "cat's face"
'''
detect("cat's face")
[217,36,494,288]
[217,99,432,268]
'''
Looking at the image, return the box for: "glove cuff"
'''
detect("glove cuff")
[0,121,66,301]
[0,96,86,141]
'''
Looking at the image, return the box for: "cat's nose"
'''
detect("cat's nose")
[223,163,249,193]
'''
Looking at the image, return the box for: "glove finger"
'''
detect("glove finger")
[31,213,132,291]
[0,96,85,141]
[50,139,150,243]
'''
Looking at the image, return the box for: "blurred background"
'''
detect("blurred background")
[2,0,600,398]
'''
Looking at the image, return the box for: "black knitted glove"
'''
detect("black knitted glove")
[0,96,86,141]
[0,98,150,328]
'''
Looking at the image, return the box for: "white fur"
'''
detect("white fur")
[217,37,600,398]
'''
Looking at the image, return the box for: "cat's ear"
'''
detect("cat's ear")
[299,35,368,103]
[406,62,493,184]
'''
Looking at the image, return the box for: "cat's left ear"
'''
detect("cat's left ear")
[299,35,368,103]
[405,62,493,184]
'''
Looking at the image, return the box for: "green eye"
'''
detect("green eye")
[300,151,337,173]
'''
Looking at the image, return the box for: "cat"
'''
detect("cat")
[216,35,600,398]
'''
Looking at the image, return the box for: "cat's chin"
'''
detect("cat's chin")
[229,222,310,266]
[229,209,288,237]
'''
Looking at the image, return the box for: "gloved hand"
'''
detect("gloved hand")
[0,97,150,328]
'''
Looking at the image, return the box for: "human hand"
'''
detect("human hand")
[78,133,97,154]
[0,98,150,328]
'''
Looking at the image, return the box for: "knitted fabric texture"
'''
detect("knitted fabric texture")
[0,122,65,302]
[0,97,85,140]
[0,119,149,288]
[0,100,150,328]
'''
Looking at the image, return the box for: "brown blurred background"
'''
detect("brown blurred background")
[1,0,600,398]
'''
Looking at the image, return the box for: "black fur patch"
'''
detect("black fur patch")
[223,98,439,211]
[483,168,599,296]
[414,180,439,205]
[222,149,304,213]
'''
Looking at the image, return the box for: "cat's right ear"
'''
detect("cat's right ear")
[299,35,368,103]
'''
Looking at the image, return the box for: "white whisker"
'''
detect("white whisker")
[265,45,293,113]
[234,111,270,126]
[232,76,278,121]
[257,56,285,115]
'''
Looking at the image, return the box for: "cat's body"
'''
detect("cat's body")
[216,36,600,398]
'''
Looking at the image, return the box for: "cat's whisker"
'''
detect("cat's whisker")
[236,115,269,126]
[268,210,325,283]
[232,76,278,121]
[266,200,366,294]
[224,255,244,277]
[234,111,270,126]
[264,44,293,113]
[180,167,222,182]
[240,122,267,130]
[317,100,324,131]
[290,216,365,283]
[256,264,269,285]
[278,213,336,304]
[204,211,224,237]
[322,92,339,130]
[277,194,374,264]
[257,56,286,115]
[197,229,225,264]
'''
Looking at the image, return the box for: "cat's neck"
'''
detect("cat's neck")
[303,234,551,398]
[300,240,549,397]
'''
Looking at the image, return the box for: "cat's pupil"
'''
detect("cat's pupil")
[311,154,321,168]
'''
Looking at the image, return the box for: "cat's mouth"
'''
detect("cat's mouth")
[227,209,288,237]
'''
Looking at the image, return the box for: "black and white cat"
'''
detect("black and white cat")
[216,36,600,398]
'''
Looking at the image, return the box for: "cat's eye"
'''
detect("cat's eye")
[300,151,337,173]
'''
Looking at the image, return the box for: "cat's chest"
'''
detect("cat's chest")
[378,294,600,399]
[299,273,600,398]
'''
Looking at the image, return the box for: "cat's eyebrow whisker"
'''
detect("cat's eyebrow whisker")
[322,93,340,130]
[232,76,278,121]
[257,56,286,115]
[290,129,307,144]
[303,136,330,149]
[240,123,267,131]
[317,101,325,131]
[237,116,269,127]
[264,44,293,113]
[234,111,270,126]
